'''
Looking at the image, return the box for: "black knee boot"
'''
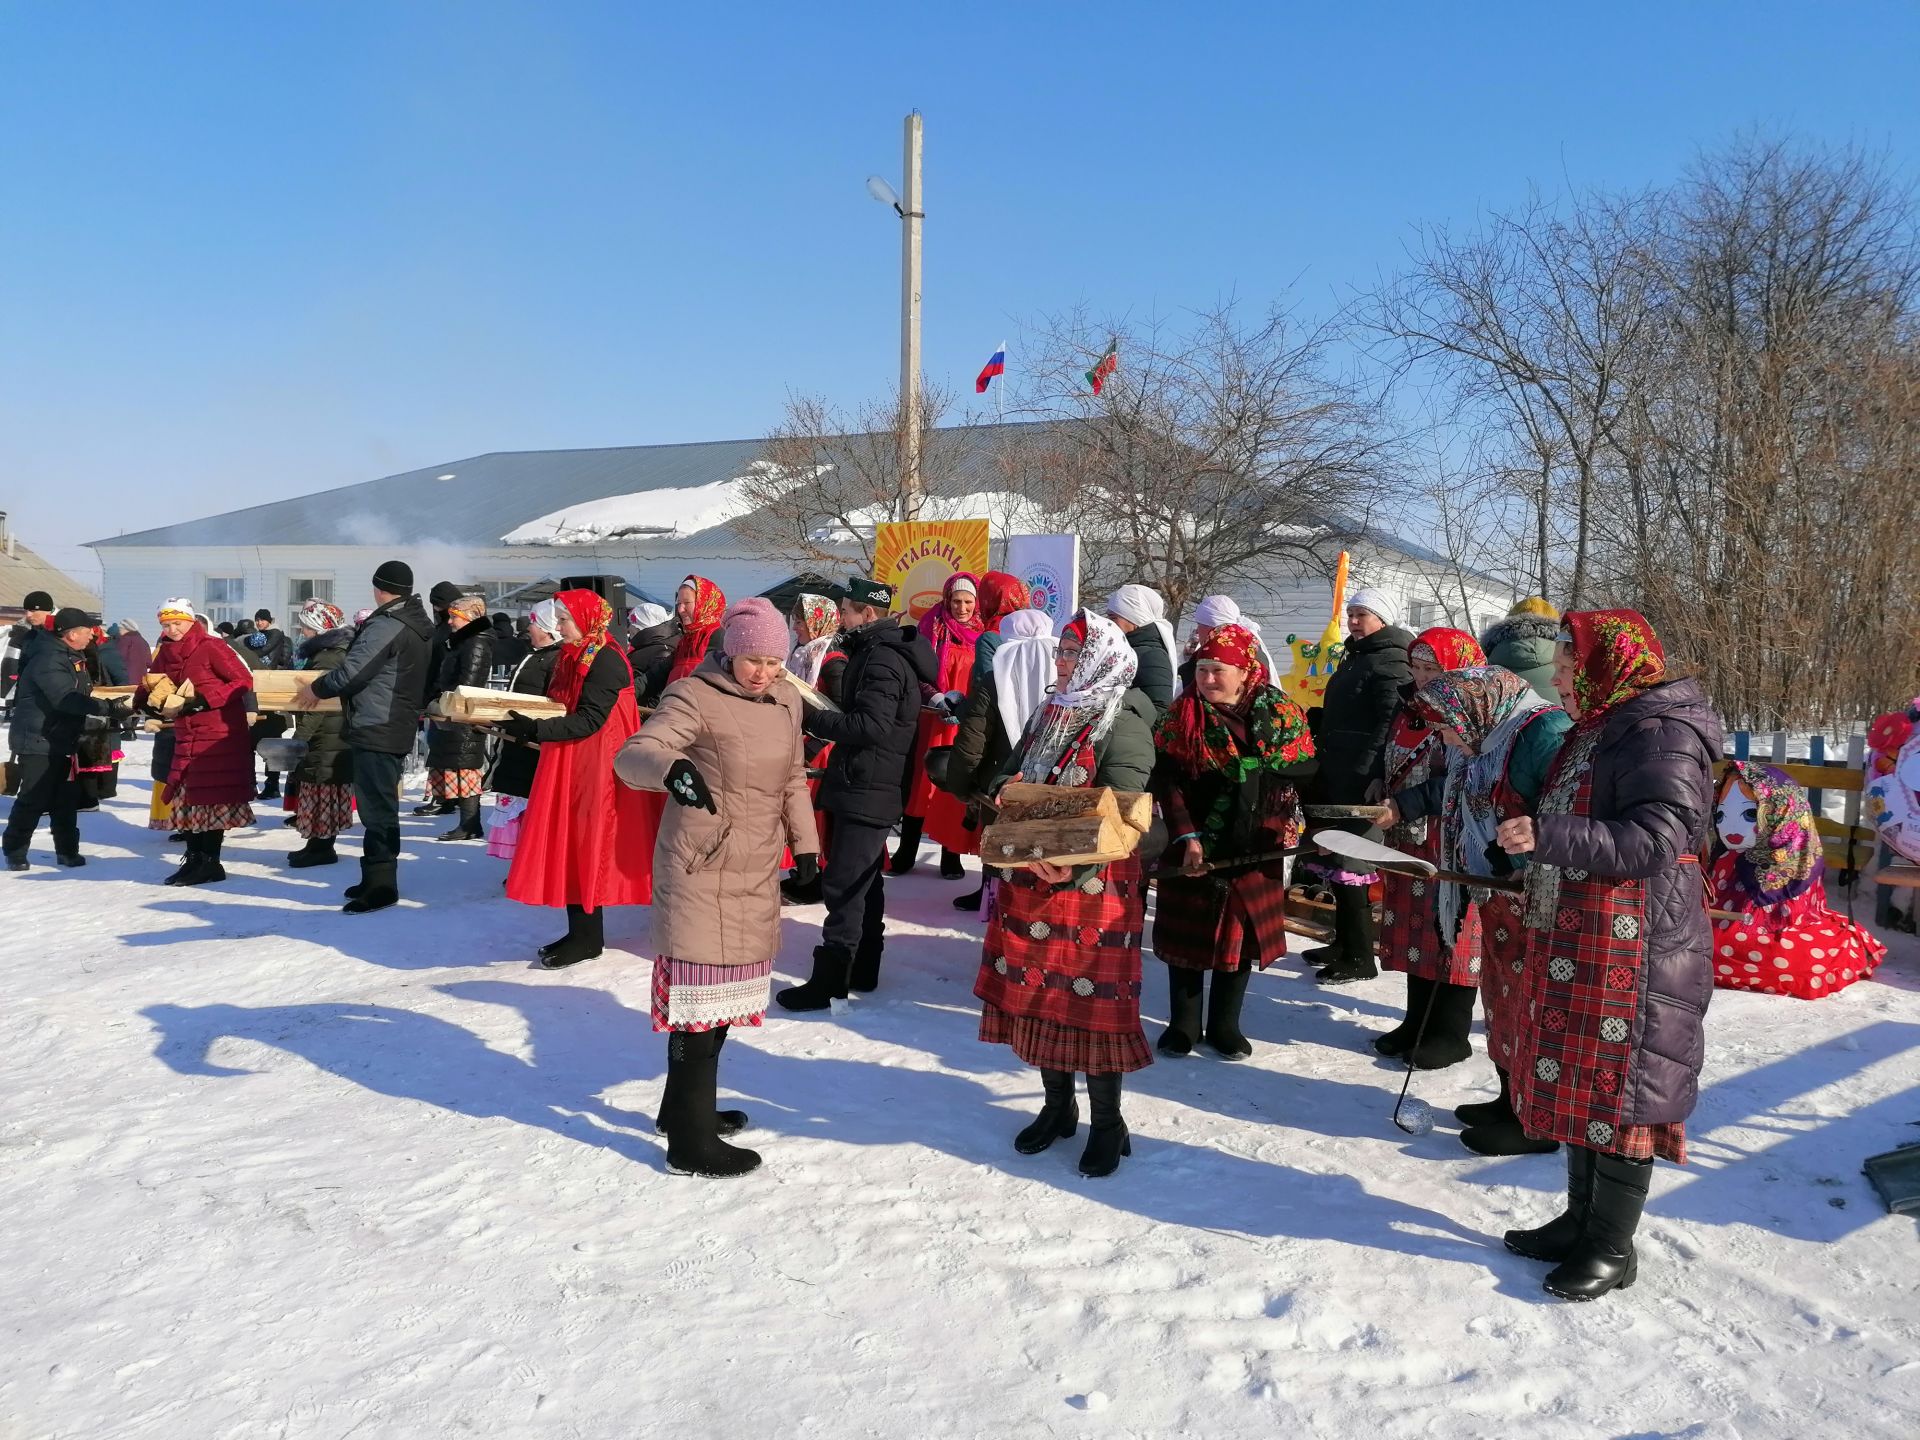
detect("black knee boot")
[538,904,604,968]
[1505,1144,1597,1261]
[1015,1067,1079,1154]
[1410,982,1476,1070]
[939,847,965,880]
[342,860,399,914]
[888,816,924,875]
[1543,1150,1651,1300]
[1456,1065,1515,1127]
[662,1029,762,1178]
[1374,974,1430,1056]
[1079,1073,1131,1177]
[1156,966,1205,1055]
[1204,964,1254,1060]
[1463,1059,1560,1156]
[775,943,851,1012]
[656,1025,749,1137]
[1316,884,1378,984]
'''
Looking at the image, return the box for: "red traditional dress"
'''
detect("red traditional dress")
[906,573,985,849]
[138,622,258,833]
[667,575,726,685]
[507,591,657,911]
[1708,760,1885,999]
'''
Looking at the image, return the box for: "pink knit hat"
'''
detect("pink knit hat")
[723,597,790,659]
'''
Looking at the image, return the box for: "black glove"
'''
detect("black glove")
[665,758,716,812]
[789,853,819,886]
[176,695,210,717]
[106,697,135,728]
[496,711,540,742]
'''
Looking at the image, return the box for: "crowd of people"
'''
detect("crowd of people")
[5,560,1757,1302]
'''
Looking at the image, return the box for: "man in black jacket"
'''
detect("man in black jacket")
[3,589,55,706]
[1309,586,1413,984]
[4,608,129,868]
[298,561,435,914]
[776,577,936,1010]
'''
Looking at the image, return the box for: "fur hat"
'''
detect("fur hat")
[722,597,790,660]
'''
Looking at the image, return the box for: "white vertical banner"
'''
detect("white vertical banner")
[1004,533,1079,632]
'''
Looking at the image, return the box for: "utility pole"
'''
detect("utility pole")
[899,111,924,519]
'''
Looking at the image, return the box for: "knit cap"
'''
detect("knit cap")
[722,597,790,660]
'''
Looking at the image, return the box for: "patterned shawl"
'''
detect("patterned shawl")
[1382,625,1487,844]
[919,572,986,675]
[1717,761,1819,903]
[669,575,727,682]
[1524,608,1666,928]
[1408,625,1486,672]
[1016,611,1137,786]
[549,589,624,711]
[787,592,841,685]
[1415,665,1555,932]
[1155,624,1312,781]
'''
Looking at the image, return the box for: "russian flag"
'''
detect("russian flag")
[975,341,1006,394]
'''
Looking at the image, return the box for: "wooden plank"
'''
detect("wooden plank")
[980,812,1141,866]
[438,685,566,724]
[92,685,137,699]
[1714,757,1864,793]
[1877,866,1920,890]
[250,669,340,713]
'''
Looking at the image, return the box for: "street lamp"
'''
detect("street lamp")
[868,113,924,518]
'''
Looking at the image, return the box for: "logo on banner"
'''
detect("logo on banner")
[1023,564,1067,621]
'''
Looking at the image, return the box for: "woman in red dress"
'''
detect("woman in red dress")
[892,572,984,878]
[137,600,259,887]
[668,575,727,684]
[500,590,658,968]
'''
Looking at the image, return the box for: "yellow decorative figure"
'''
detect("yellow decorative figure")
[1280,551,1349,708]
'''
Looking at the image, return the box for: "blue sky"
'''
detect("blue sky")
[3,1,1916,577]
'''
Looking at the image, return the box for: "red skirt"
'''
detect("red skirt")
[507,687,657,911]
[1153,865,1292,972]
[979,1006,1152,1074]
[1479,892,1527,1072]
[1707,857,1885,1000]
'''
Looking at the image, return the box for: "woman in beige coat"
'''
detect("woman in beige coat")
[614,597,819,1178]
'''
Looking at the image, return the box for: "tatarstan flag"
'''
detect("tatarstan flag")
[1085,338,1118,395]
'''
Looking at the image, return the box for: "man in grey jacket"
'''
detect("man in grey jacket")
[298,560,434,914]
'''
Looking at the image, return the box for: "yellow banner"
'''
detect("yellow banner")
[873,520,991,619]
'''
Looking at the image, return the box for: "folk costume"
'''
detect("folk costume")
[894,572,985,878]
[286,602,357,868]
[1150,624,1316,1060]
[505,589,658,968]
[1708,761,1884,999]
[783,592,845,892]
[1505,610,1719,1301]
[974,612,1158,1178]
[667,575,727,685]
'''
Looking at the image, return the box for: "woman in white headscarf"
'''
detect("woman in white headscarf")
[484,599,565,865]
[1105,583,1177,714]
[972,611,1159,1178]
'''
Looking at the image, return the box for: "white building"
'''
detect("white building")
[88,424,1511,647]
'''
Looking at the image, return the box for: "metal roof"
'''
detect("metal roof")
[1,538,101,610]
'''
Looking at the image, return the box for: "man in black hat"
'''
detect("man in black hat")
[3,589,56,706]
[776,577,936,1010]
[295,561,433,913]
[4,607,131,869]
[414,580,466,815]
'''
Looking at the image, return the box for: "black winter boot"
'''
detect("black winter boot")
[1410,982,1476,1070]
[412,799,456,816]
[1373,975,1431,1057]
[1456,1066,1516,1128]
[438,796,484,841]
[1204,965,1255,1060]
[538,905,604,967]
[4,850,27,872]
[342,861,399,914]
[656,1026,748,1137]
[952,885,984,912]
[55,852,86,868]
[1543,1151,1651,1300]
[288,836,338,868]
[849,940,883,994]
[939,848,965,880]
[1505,1145,1597,1262]
[1014,1067,1079,1154]
[662,1030,762,1178]
[776,943,851,1012]
[1156,966,1205,1056]
[1314,884,1378,984]
[257,776,280,800]
[887,816,924,875]
[1463,1064,1561,1157]
[164,832,208,886]
[1078,1072,1131,1178]
[168,832,226,886]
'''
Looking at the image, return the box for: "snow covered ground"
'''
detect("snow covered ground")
[4,740,1919,1439]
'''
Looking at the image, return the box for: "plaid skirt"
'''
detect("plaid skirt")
[428,767,485,800]
[294,782,354,839]
[651,954,773,1033]
[1154,865,1292,972]
[170,802,254,833]
[978,1006,1153,1075]
[1479,892,1528,1072]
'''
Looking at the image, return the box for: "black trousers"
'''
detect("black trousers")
[3,752,80,855]
[351,749,405,867]
[821,817,889,955]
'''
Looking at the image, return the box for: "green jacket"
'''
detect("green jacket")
[1480,614,1560,704]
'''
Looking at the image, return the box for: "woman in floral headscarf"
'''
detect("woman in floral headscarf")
[1495,609,1719,1301]
[668,575,727,684]
[1708,761,1884,999]
[500,589,659,968]
[1401,666,1569,1155]
[1368,627,1486,1046]
[1150,624,1316,1060]
[784,591,846,899]
[893,572,986,878]
[973,611,1158,1178]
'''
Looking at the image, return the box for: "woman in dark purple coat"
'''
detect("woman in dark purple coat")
[1495,609,1719,1301]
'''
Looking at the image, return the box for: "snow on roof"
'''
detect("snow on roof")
[502,461,825,546]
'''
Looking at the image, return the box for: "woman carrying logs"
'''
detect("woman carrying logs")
[424,594,495,842]
[1397,666,1568,1151]
[285,600,357,869]
[1369,626,1484,1065]
[137,598,259,887]
[1150,624,1316,1060]
[498,589,657,968]
[1495,609,1718,1301]
[972,611,1158,1178]
[892,572,983,878]
[614,598,819,1178]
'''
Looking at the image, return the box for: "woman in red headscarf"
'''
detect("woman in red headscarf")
[1150,624,1316,1059]
[1495,609,1719,1301]
[891,571,986,878]
[668,575,727,684]
[1368,626,1485,1064]
[501,589,659,968]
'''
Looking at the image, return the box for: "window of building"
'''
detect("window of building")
[203,576,244,627]
[288,577,334,611]
[1408,601,1442,629]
